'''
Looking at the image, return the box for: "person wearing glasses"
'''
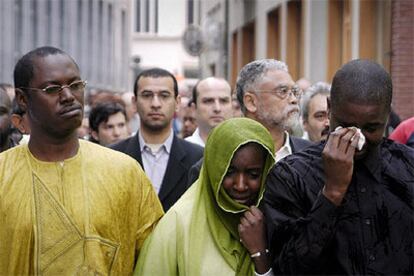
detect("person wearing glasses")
[186,59,311,186]
[235,59,312,163]
[0,46,164,275]
[300,81,331,142]
[110,68,203,212]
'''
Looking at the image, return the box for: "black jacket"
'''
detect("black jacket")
[110,132,204,211]
[264,140,414,275]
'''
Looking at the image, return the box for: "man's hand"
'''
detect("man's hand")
[322,127,360,206]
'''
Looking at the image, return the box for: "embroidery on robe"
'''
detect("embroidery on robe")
[32,174,118,275]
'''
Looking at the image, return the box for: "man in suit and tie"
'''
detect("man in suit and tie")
[111,68,203,211]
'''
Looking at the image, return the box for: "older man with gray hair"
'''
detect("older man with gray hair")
[235,59,311,162]
[300,81,331,142]
[186,59,311,185]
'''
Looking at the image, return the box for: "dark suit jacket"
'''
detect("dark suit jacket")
[187,136,313,187]
[110,132,204,211]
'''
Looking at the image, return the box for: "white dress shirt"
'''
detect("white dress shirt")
[275,131,292,163]
[184,128,205,147]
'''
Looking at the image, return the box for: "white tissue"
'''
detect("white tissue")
[335,126,366,150]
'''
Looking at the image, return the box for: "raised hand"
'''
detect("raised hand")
[322,127,360,206]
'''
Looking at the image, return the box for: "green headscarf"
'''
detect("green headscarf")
[188,118,275,275]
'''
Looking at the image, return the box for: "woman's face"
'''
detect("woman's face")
[222,143,266,206]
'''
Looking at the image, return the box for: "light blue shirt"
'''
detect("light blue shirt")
[139,130,174,194]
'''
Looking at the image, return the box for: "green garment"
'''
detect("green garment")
[135,118,275,275]
[0,140,164,275]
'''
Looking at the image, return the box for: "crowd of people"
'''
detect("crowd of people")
[0,46,413,275]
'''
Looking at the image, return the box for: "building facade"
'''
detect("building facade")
[0,0,131,92]
[131,0,200,92]
[198,0,413,119]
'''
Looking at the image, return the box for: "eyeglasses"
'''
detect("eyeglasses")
[138,91,174,102]
[255,85,303,100]
[19,80,87,95]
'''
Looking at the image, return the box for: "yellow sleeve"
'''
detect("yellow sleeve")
[134,169,164,255]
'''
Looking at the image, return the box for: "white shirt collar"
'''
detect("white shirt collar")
[138,129,174,154]
[275,131,292,163]
[184,128,205,147]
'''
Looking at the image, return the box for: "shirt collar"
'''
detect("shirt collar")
[275,131,292,162]
[138,129,174,154]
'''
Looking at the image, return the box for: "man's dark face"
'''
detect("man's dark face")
[23,54,84,138]
[330,101,389,160]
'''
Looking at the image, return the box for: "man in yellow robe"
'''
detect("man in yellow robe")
[0,46,164,275]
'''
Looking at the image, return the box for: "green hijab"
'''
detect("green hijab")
[188,118,275,275]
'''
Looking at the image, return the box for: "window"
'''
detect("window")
[136,0,141,32]
[187,0,194,25]
[267,7,280,59]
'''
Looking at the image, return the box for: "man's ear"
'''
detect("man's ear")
[131,95,137,112]
[302,119,309,133]
[326,97,331,118]
[11,114,25,133]
[15,88,28,112]
[132,95,139,113]
[243,91,258,113]
[91,130,100,142]
[175,95,181,112]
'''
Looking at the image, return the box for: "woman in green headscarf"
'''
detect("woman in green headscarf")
[134,118,276,275]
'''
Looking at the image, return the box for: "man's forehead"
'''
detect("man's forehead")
[257,69,294,87]
[138,76,174,90]
[108,112,127,122]
[198,78,231,94]
[31,54,80,82]
[310,94,328,107]
[199,92,230,100]
[332,101,388,122]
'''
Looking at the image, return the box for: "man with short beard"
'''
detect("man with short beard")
[0,87,15,152]
[111,68,203,212]
[235,59,312,162]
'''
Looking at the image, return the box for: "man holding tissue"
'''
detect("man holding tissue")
[264,59,414,275]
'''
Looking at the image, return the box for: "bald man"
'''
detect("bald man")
[185,77,233,147]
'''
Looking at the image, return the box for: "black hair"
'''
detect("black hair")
[133,68,178,98]
[187,97,194,108]
[331,59,392,112]
[13,46,79,89]
[89,102,127,132]
[191,81,201,107]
